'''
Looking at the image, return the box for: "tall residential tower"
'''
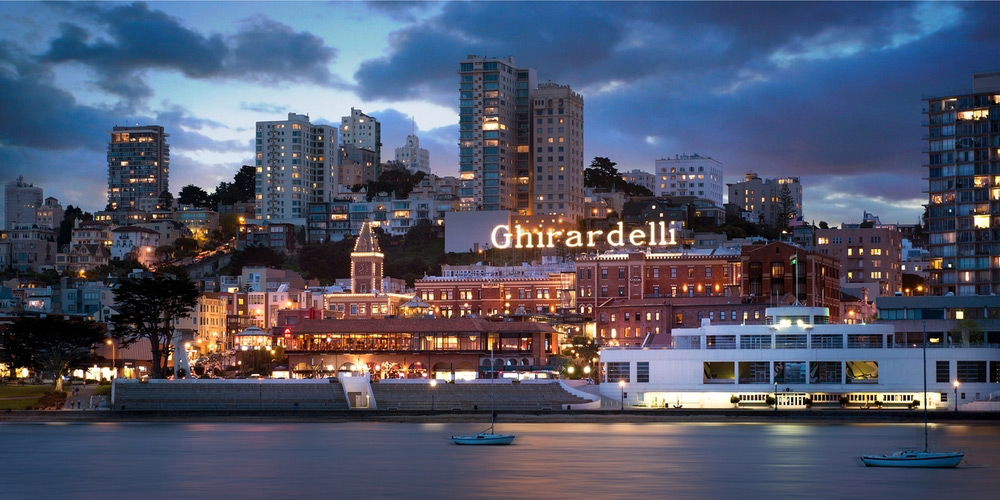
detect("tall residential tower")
[532,82,585,222]
[107,125,169,213]
[254,113,338,224]
[922,71,1000,296]
[459,55,536,212]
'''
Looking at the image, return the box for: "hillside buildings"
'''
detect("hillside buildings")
[395,134,430,175]
[3,177,43,230]
[107,125,170,214]
[340,108,382,175]
[816,220,903,297]
[655,154,724,207]
[727,172,803,227]
[621,169,656,193]
[922,71,1000,296]
[254,113,338,225]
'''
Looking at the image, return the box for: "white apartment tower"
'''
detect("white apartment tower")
[254,113,338,225]
[655,154,724,207]
[107,125,169,213]
[532,82,585,222]
[340,108,381,174]
[3,176,43,230]
[458,55,537,212]
[727,172,803,227]
[395,134,431,175]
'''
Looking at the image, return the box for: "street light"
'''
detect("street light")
[106,339,116,380]
[619,380,626,411]
[774,381,778,412]
[953,380,960,412]
[430,379,437,412]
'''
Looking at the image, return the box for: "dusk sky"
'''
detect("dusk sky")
[1,1,997,227]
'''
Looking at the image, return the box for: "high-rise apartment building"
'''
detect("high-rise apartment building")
[459,55,536,212]
[655,154,724,207]
[3,176,43,230]
[816,224,903,297]
[922,71,1000,296]
[254,113,338,225]
[532,82,585,222]
[395,134,430,175]
[727,172,803,227]
[340,108,381,175]
[107,125,169,213]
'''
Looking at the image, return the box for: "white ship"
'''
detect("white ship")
[599,306,999,410]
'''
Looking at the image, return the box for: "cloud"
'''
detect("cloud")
[240,101,289,114]
[40,2,341,100]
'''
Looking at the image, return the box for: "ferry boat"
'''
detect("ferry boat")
[599,306,999,410]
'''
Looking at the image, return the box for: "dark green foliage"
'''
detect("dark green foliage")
[356,169,426,201]
[57,205,93,247]
[297,239,354,282]
[2,317,105,390]
[584,157,652,196]
[178,185,212,208]
[111,274,199,379]
[225,245,287,275]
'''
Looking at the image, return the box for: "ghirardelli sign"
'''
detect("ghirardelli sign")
[490,221,678,249]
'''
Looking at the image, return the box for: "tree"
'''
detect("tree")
[818,221,829,229]
[158,190,174,210]
[58,205,93,247]
[111,274,199,379]
[2,317,105,391]
[178,185,211,208]
[775,184,797,229]
[232,165,256,203]
[584,157,621,190]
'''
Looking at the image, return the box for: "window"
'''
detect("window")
[618,267,626,279]
[637,362,649,383]
[810,362,842,384]
[936,361,950,383]
[738,362,770,384]
[957,361,986,383]
[606,362,630,382]
[773,361,806,384]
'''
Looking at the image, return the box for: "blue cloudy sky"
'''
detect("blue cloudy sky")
[0,1,997,226]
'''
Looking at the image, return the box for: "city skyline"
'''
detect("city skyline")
[0,1,997,226]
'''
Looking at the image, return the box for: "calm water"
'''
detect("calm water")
[1,420,996,499]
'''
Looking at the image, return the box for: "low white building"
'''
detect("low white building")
[599,306,1000,410]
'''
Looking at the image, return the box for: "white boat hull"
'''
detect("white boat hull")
[861,450,963,468]
[451,433,515,445]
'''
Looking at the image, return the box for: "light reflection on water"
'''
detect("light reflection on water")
[1,421,995,499]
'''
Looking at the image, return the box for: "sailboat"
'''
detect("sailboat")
[451,348,515,445]
[861,323,963,468]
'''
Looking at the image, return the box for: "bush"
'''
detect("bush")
[730,395,741,405]
[765,395,776,406]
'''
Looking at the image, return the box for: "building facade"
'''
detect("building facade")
[254,113,338,225]
[394,134,431,175]
[531,82,585,223]
[621,169,656,193]
[922,71,1000,296]
[340,108,381,175]
[655,154,725,208]
[459,55,537,212]
[816,226,903,296]
[727,172,803,228]
[3,176,43,230]
[107,125,170,214]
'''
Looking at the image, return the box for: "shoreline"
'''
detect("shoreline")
[2,409,998,425]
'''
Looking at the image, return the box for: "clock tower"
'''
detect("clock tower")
[351,221,384,294]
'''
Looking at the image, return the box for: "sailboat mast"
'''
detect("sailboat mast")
[922,321,928,453]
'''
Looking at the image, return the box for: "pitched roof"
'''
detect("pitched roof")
[352,220,381,253]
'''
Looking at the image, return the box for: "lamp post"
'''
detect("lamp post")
[953,380,960,412]
[106,339,116,380]
[430,379,437,412]
[774,381,778,412]
[619,380,625,411]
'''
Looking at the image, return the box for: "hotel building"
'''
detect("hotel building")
[395,134,431,175]
[107,125,170,214]
[922,71,1000,295]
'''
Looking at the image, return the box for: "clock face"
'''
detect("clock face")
[356,262,372,274]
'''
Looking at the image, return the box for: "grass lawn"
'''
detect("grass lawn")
[0,385,62,410]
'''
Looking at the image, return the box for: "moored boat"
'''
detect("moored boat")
[861,450,964,468]
[451,429,516,446]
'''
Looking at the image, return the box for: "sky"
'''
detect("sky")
[0,1,997,227]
